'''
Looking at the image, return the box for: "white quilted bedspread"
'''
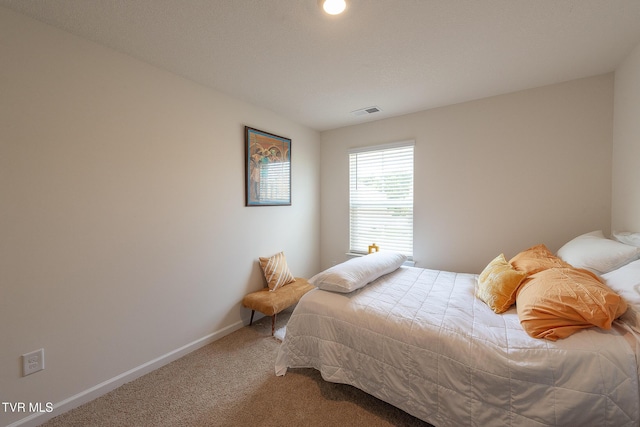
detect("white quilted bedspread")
[275,266,640,426]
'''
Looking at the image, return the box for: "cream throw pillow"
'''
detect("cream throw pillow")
[476,253,527,314]
[259,252,295,291]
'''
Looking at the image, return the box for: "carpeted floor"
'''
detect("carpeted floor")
[40,307,432,427]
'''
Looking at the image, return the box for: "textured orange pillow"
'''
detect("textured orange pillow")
[259,252,296,291]
[509,244,572,276]
[476,254,527,313]
[516,267,627,341]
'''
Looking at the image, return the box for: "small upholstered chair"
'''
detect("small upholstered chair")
[242,277,314,335]
[243,251,314,335]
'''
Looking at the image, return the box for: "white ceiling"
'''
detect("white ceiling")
[2,0,640,131]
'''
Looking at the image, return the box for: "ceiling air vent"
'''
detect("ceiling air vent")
[351,106,382,116]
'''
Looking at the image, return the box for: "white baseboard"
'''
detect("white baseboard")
[7,320,246,427]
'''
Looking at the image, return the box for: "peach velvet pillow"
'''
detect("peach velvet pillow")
[516,267,627,341]
[259,252,296,291]
[476,254,527,313]
[509,244,572,276]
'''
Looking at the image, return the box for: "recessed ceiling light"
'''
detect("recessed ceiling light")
[320,0,347,15]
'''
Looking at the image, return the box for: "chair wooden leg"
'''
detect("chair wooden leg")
[271,314,276,336]
[249,310,255,326]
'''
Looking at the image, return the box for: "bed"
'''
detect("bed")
[275,231,640,426]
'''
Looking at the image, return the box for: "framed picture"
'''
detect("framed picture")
[245,126,291,206]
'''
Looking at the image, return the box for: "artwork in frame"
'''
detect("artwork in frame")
[245,126,291,206]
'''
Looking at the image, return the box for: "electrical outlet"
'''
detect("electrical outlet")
[22,348,44,376]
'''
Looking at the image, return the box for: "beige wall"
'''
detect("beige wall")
[320,75,614,273]
[0,8,319,426]
[613,41,640,231]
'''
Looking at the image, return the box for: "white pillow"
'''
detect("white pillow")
[310,251,407,293]
[613,231,640,248]
[556,230,640,274]
[602,258,640,309]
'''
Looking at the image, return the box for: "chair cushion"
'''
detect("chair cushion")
[242,278,315,316]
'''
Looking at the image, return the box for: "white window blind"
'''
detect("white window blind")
[349,141,414,257]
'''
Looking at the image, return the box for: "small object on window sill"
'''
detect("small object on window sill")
[368,243,379,254]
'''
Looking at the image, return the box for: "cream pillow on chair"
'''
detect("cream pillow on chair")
[259,252,296,291]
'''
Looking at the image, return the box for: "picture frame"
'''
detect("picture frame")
[245,126,291,206]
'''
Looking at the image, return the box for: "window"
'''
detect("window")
[349,141,414,258]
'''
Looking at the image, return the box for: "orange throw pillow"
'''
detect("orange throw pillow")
[509,244,571,276]
[516,267,627,341]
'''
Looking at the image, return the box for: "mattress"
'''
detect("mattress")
[275,266,640,426]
